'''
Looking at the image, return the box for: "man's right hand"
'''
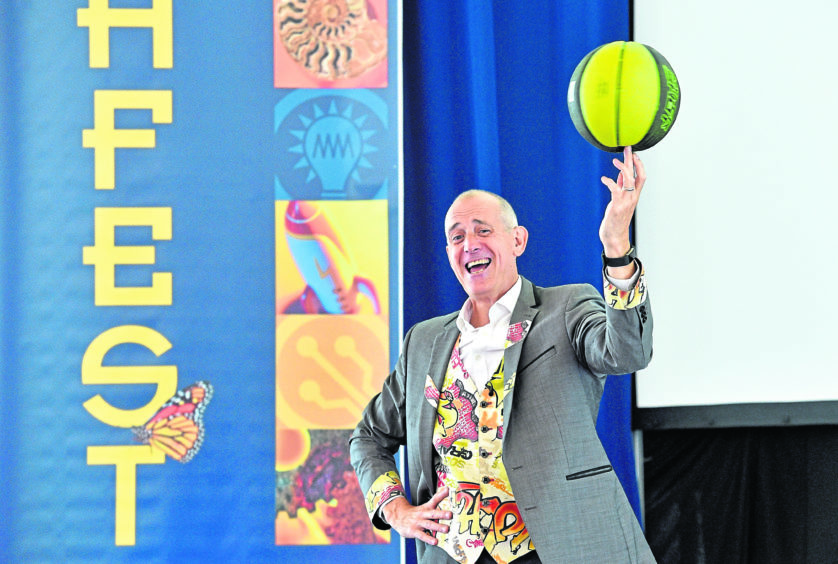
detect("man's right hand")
[382,487,453,546]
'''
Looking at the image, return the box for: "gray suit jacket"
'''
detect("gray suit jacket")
[350,277,656,563]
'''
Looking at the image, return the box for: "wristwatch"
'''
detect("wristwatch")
[601,246,636,268]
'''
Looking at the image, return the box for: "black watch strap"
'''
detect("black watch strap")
[602,246,636,268]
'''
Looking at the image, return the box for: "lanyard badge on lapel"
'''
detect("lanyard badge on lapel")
[502,319,531,397]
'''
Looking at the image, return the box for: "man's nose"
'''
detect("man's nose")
[463,233,478,252]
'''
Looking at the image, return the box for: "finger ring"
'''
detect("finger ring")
[623,186,635,191]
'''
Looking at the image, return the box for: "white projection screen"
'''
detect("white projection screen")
[632,1,838,427]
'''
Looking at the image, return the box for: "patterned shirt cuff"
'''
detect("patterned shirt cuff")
[364,471,406,522]
[603,261,647,310]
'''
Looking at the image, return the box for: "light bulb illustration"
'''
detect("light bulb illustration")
[274,91,389,200]
[291,101,376,199]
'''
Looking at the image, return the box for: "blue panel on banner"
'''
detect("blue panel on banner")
[0,2,401,562]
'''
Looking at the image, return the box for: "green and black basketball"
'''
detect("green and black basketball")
[568,41,681,152]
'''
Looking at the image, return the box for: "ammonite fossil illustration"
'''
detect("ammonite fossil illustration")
[277,0,387,81]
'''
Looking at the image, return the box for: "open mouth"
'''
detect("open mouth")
[466,258,491,274]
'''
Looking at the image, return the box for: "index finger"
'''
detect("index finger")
[423,487,452,520]
[623,146,635,178]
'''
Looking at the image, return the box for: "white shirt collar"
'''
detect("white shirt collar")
[456,276,523,333]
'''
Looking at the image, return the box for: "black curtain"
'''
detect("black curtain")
[644,426,838,564]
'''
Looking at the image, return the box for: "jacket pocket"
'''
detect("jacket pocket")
[566,464,613,481]
[518,345,556,374]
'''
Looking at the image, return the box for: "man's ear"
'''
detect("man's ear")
[512,226,528,257]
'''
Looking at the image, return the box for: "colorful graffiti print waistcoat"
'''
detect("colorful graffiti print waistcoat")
[423,335,534,564]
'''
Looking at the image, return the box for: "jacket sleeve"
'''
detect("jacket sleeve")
[565,263,653,376]
[349,324,415,529]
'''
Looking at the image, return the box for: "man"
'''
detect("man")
[350,147,655,563]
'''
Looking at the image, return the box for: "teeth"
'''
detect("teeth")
[466,258,490,270]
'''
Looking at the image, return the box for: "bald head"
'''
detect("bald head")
[444,190,518,239]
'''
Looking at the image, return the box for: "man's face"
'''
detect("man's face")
[445,193,527,305]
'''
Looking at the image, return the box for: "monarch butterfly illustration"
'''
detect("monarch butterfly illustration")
[131,381,213,463]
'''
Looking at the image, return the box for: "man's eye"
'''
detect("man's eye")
[451,234,463,243]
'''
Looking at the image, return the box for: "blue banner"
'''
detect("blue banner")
[0,2,401,562]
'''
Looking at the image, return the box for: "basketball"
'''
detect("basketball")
[567,41,681,152]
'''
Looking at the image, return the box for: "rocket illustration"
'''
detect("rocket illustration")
[282,201,381,315]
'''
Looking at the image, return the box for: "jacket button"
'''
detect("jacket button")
[482,476,490,484]
[481,426,489,433]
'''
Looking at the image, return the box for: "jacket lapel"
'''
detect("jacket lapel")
[502,278,539,430]
[418,313,459,483]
